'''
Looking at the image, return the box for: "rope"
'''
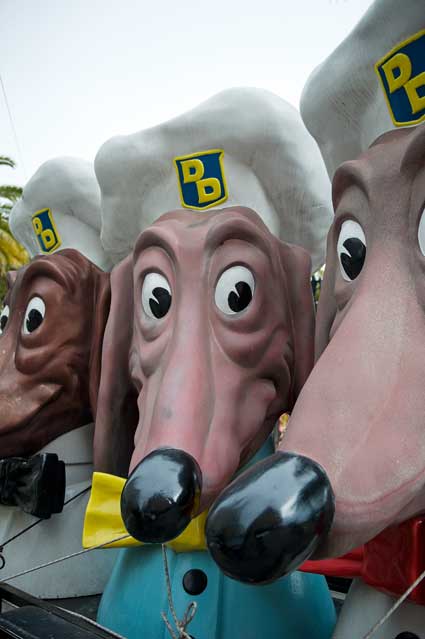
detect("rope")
[58,605,127,639]
[0,528,198,637]
[1,480,423,639]
[161,544,197,639]
[362,566,425,638]
[0,485,92,570]
[0,534,130,583]
[0,72,27,180]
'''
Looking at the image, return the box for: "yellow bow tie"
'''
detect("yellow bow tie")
[82,472,207,553]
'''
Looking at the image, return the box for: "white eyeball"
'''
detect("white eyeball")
[215,265,255,315]
[418,207,425,256]
[23,297,45,335]
[337,220,367,282]
[142,273,172,320]
[0,305,9,335]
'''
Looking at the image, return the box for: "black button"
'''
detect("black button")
[395,633,421,639]
[182,569,207,595]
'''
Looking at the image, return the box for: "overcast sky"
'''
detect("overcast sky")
[0,0,373,189]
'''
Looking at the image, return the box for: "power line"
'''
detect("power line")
[0,71,27,181]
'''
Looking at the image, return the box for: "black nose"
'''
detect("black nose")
[121,448,202,543]
[206,451,334,584]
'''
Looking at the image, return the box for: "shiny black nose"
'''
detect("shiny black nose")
[206,451,334,584]
[121,448,202,543]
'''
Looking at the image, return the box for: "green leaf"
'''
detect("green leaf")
[0,185,22,202]
[0,156,16,169]
[0,275,7,303]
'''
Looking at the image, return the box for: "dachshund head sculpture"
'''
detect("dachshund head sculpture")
[94,206,315,544]
[206,124,425,583]
[0,249,110,458]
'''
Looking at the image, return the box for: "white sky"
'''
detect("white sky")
[0,0,373,188]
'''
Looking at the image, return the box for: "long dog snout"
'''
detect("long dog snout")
[96,208,316,549]
[206,452,334,584]
[120,448,202,543]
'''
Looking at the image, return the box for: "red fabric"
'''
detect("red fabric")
[299,516,425,605]
[302,547,363,578]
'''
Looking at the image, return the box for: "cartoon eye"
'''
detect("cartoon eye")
[23,297,45,335]
[142,273,172,320]
[215,265,255,315]
[0,305,9,334]
[418,206,425,256]
[337,220,366,282]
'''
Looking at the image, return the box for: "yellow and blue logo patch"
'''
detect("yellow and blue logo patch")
[32,208,62,254]
[375,29,425,127]
[174,149,228,211]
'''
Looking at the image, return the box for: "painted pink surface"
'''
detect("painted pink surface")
[281,125,425,558]
[94,206,315,511]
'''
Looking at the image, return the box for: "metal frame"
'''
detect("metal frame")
[0,583,119,639]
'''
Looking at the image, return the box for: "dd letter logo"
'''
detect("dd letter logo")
[376,29,425,126]
[174,150,228,211]
[32,208,62,253]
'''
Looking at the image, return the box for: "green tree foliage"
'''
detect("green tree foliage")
[0,156,28,302]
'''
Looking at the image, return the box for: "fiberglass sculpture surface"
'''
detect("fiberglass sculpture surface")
[300,0,425,179]
[0,157,117,598]
[207,1,425,636]
[82,87,337,639]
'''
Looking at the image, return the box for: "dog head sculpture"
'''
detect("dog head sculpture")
[206,124,425,583]
[0,249,110,457]
[94,206,315,543]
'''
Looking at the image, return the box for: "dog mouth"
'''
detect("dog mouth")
[0,384,62,438]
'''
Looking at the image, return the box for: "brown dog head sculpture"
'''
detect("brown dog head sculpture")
[205,124,425,584]
[0,249,110,457]
[94,205,315,543]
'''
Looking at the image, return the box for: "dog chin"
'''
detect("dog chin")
[0,385,63,454]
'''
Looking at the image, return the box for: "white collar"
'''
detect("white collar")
[39,423,94,465]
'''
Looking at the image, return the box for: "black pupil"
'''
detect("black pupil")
[228,281,253,313]
[26,309,43,333]
[341,238,366,280]
[0,314,7,331]
[149,287,171,319]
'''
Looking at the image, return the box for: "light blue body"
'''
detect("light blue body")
[98,440,336,639]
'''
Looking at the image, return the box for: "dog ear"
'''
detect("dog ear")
[278,242,315,406]
[6,270,18,290]
[315,230,337,362]
[93,255,138,477]
[88,268,111,417]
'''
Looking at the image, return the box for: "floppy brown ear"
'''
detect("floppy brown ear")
[279,242,315,405]
[88,268,111,416]
[6,270,18,290]
[93,255,138,477]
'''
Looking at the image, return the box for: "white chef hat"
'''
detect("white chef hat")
[301,0,425,178]
[10,157,112,271]
[95,87,332,272]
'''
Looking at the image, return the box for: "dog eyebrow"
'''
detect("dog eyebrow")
[133,227,178,264]
[332,162,370,210]
[401,125,425,177]
[205,216,272,258]
[19,256,79,295]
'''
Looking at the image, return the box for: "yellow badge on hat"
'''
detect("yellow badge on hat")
[174,149,228,211]
[375,29,425,127]
[32,208,62,253]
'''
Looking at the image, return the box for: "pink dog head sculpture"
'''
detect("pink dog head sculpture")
[94,205,315,542]
[206,124,425,583]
